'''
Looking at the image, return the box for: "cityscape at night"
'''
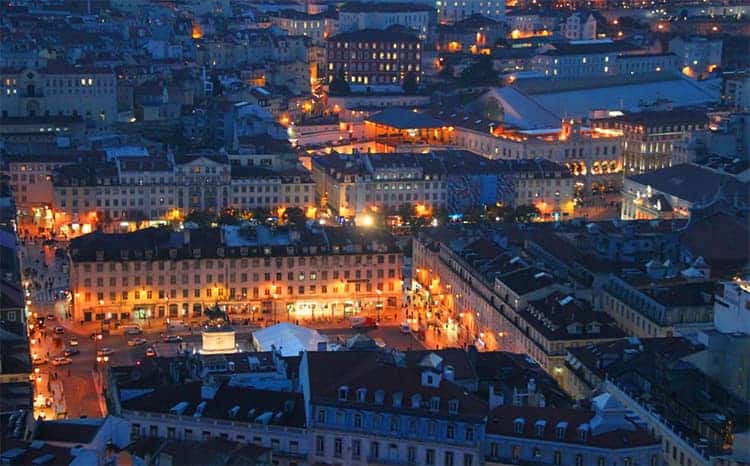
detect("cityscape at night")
[0,0,748,465]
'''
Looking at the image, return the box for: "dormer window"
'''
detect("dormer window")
[410,393,422,409]
[374,389,385,405]
[555,421,568,440]
[392,392,403,408]
[429,397,440,412]
[577,424,589,442]
[356,388,367,402]
[338,386,349,401]
[535,420,547,437]
[448,399,459,415]
[513,418,525,434]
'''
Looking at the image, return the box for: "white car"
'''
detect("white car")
[127,338,147,347]
[68,337,79,347]
[52,356,72,366]
[32,355,47,365]
[96,348,114,357]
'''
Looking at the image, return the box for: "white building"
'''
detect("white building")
[337,3,432,39]
[436,0,506,24]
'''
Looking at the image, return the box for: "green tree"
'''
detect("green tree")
[218,209,240,225]
[459,55,498,86]
[283,207,307,227]
[329,67,350,96]
[513,205,541,223]
[402,71,419,94]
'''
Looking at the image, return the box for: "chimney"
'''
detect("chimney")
[489,384,505,409]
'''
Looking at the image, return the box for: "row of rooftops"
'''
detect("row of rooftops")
[68,224,400,262]
[108,347,658,449]
[313,150,571,181]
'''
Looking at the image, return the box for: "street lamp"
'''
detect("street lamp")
[376,289,383,322]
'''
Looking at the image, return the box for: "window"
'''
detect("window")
[130,424,140,439]
[354,413,362,428]
[426,449,435,465]
[447,424,455,439]
[317,409,326,423]
[624,457,632,466]
[408,446,416,464]
[352,440,361,459]
[554,451,562,465]
[576,454,584,466]
[466,427,474,441]
[598,457,606,466]
[651,455,659,466]
[315,436,325,456]
[370,441,380,459]
[149,425,158,437]
[445,451,455,466]
[334,438,343,458]
[167,427,175,439]
[489,442,498,458]
[464,453,474,466]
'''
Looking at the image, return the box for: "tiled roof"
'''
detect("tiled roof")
[487,405,659,448]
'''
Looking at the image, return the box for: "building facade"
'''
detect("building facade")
[68,225,403,324]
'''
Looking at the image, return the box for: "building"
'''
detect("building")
[337,3,432,40]
[436,0,506,24]
[485,394,662,466]
[440,113,618,195]
[311,152,448,219]
[560,12,597,40]
[598,276,716,338]
[48,153,316,235]
[592,110,709,175]
[669,36,723,78]
[621,163,749,220]
[530,41,677,78]
[301,350,488,466]
[326,27,423,89]
[268,10,333,45]
[565,335,747,466]
[0,63,118,127]
[68,224,403,323]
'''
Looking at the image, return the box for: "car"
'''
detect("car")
[46,313,55,320]
[68,337,79,347]
[127,338,147,347]
[145,347,156,358]
[399,321,411,334]
[162,334,183,343]
[123,325,142,335]
[52,356,73,366]
[96,348,114,357]
[32,355,47,365]
[63,347,79,357]
[53,326,64,335]
[350,316,378,330]
[90,332,103,340]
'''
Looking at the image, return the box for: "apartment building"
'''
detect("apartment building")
[485,394,661,466]
[598,277,715,338]
[326,27,422,88]
[311,152,448,218]
[68,224,402,323]
[592,109,709,174]
[337,3,432,39]
[268,10,334,45]
[436,0,506,24]
[530,41,677,78]
[0,63,118,126]
[49,153,316,234]
[302,350,488,466]
[441,112,622,194]
[668,36,723,78]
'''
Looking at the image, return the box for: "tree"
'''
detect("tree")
[438,62,455,79]
[218,209,240,225]
[459,55,498,86]
[513,205,541,223]
[185,210,216,227]
[283,207,307,227]
[402,71,419,94]
[329,67,350,96]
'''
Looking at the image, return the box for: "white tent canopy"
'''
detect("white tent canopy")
[251,323,328,356]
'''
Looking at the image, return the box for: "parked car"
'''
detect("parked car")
[68,337,79,347]
[162,334,183,343]
[123,325,142,335]
[90,332,103,340]
[53,326,64,335]
[96,348,114,357]
[32,355,47,365]
[63,347,80,357]
[127,338,147,347]
[145,347,156,358]
[52,356,73,366]
[400,321,411,334]
[46,313,55,321]
[350,316,378,330]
